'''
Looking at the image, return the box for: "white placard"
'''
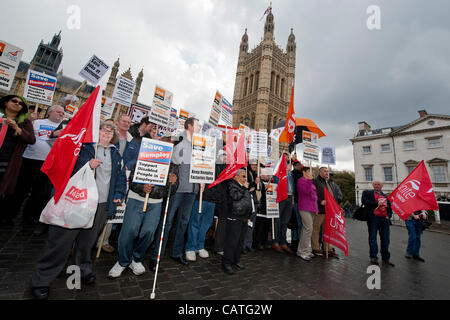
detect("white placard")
[259,183,279,218]
[220,97,233,127]
[208,91,222,127]
[79,55,109,86]
[0,40,23,92]
[133,138,174,186]
[149,85,173,127]
[101,97,116,121]
[112,75,136,107]
[189,134,217,184]
[24,70,57,106]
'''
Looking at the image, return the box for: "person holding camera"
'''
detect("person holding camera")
[405,210,428,262]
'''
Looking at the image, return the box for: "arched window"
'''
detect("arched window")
[251,112,255,128]
[281,78,285,98]
[243,77,249,97]
[273,117,278,130]
[255,72,260,92]
[276,75,280,96]
[270,72,275,92]
[249,74,254,94]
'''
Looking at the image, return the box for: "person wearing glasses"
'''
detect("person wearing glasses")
[30,121,127,300]
[221,169,253,275]
[0,95,36,226]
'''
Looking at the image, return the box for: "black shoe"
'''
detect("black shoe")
[234,263,245,270]
[246,247,254,253]
[405,254,413,259]
[370,258,379,265]
[241,248,247,254]
[413,255,425,262]
[170,256,188,266]
[382,260,395,267]
[31,287,49,300]
[81,273,96,285]
[222,264,234,275]
[149,259,157,272]
[33,223,48,236]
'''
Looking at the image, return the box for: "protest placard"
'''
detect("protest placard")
[249,130,268,159]
[101,97,116,121]
[128,102,152,124]
[220,97,233,127]
[24,70,57,106]
[302,130,320,162]
[260,183,279,218]
[321,146,336,165]
[107,203,126,224]
[79,55,109,86]
[189,134,217,184]
[112,75,136,107]
[133,138,173,186]
[149,85,173,127]
[208,91,222,127]
[0,40,23,92]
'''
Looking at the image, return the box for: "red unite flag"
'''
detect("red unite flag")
[274,153,288,203]
[324,188,349,256]
[278,83,295,143]
[41,86,101,203]
[208,130,246,189]
[387,160,439,220]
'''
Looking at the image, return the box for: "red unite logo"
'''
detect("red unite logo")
[65,186,88,202]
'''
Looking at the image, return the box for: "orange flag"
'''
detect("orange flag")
[279,83,295,143]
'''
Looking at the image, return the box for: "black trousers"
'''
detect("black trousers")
[254,216,271,247]
[10,158,53,221]
[222,218,247,267]
[214,216,227,253]
[30,203,108,288]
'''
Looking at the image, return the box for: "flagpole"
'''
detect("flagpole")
[150,183,172,300]
[96,224,108,259]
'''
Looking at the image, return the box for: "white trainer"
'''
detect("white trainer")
[186,250,197,261]
[108,262,126,278]
[129,260,146,276]
[198,249,209,259]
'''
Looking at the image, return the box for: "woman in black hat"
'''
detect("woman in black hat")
[0,94,36,225]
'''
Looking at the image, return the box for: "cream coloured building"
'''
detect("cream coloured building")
[351,110,450,221]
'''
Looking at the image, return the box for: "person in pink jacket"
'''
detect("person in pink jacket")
[296,166,318,261]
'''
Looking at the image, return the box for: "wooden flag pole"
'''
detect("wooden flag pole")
[272,218,275,241]
[143,193,150,212]
[96,224,108,259]
[199,189,203,213]
[325,242,329,260]
[257,159,261,191]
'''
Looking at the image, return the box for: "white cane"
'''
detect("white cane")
[150,183,172,300]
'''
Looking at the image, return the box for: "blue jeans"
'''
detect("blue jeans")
[151,192,196,260]
[118,198,162,266]
[406,219,422,256]
[367,216,391,261]
[186,200,215,252]
[291,203,303,242]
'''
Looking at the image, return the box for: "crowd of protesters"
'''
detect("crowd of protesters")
[0,96,429,300]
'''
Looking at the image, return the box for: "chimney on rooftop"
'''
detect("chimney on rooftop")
[418,110,428,118]
[358,121,371,132]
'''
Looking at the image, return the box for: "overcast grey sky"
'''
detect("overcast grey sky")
[3,0,450,171]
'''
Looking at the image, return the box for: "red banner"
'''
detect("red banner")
[387,160,439,220]
[324,188,349,256]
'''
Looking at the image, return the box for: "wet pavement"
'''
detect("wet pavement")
[0,218,449,300]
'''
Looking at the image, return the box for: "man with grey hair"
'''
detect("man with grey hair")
[221,168,252,275]
[312,166,340,257]
[11,105,65,231]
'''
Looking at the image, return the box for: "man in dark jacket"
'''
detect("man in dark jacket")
[222,169,253,275]
[312,167,339,257]
[362,181,394,266]
[213,160,230,255]
[290,160,303,250]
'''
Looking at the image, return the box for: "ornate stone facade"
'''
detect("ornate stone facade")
[8,32,143,116]
[232,12,296,132]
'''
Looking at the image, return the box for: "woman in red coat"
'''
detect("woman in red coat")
[0,95,36,225]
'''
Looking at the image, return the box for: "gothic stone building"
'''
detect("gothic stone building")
[9,32,143,115]
[232,11,296,132]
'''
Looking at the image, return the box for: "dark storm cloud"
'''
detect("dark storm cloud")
[2,0,449,170]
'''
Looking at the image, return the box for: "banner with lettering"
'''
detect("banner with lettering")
[189,134,217,184]
[24,70,57,106]
[132,138,174,186]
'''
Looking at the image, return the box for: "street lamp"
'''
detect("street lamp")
[356,185,359,206]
